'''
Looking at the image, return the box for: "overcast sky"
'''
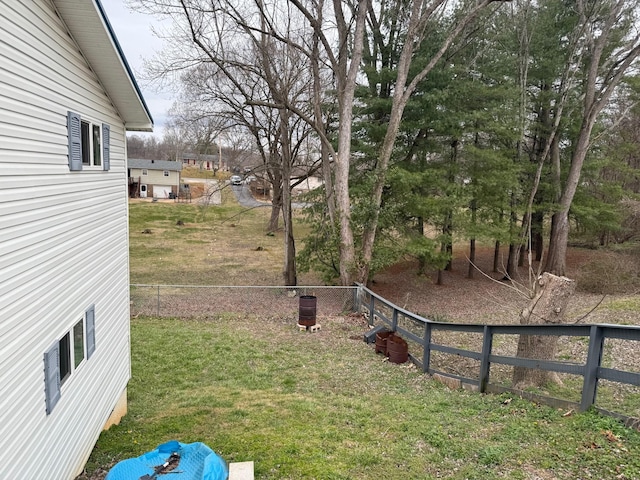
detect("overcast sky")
[100,0,173,137]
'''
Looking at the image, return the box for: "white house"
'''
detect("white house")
[0,1,153,479]
[128,158,182,198]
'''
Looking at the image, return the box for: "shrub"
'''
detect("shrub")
[575,249,640,294]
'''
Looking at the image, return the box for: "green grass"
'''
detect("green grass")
[181,166,226,180]
[79,199,640,478]
[128,197,316,286]
[607,296,640,312]
[81,315,640,479]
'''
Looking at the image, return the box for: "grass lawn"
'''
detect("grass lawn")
[128,193,315,286]
[77,199,640,479]
[81,314,640,479]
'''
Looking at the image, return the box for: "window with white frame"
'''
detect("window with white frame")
[80,120,102,167]
[67,111,110,171]
[142,169,148,176]
[55,317,86,388]
[163,170,170,177]
[44,305,96,414]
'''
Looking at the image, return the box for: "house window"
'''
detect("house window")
[73,319,85,368]
[44,305,96,414]
[67,111,110,171]
[59,319,85,387]
[59,333,71,385]
[163,170,170,177]
[142,169,148,176]
[80,121,102,167]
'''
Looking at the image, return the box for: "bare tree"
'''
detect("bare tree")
[134,0,514,285]
[166,88,229,167]
[135,0,321,285]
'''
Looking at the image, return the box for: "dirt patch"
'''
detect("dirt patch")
[370,245,636,325]
[369,245,640,417]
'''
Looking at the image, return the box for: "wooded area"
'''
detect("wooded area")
[123,0,639,388]
[129,0,640,292]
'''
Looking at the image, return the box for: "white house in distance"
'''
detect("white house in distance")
[0,1,152,478]
[128,158,182,198]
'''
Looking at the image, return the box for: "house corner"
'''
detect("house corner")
[103,388,128,430]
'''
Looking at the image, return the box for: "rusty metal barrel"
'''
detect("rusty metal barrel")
[298,295,317,326]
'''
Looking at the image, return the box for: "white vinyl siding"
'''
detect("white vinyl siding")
[0,1,132,479]
[128,168,180,186]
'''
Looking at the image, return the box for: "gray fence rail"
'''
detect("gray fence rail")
[130,283,640,425]
[355,283,640,426]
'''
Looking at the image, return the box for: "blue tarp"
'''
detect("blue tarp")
[106,440,228,480]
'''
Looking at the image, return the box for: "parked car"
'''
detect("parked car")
[230,175,243,185]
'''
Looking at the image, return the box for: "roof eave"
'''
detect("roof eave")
[53,0,154,132]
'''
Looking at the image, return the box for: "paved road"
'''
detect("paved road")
[231,183,268,208]
[230,181,309,209]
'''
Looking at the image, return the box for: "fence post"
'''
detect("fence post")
[581,325,605,411]
[422,322,432,373]
[353,284,361,314]
[368,293,375,327]
[479,325,493,393]
[157,285,161,317]
[391,308,398,331]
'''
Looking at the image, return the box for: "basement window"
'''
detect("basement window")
[59,332,71,385]
[44,305,96,414]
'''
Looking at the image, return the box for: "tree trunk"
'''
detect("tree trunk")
[417,217,427,275]
[282,196,297,286]
[504,196,519,279]
[512,272,576,389]
[280,124,297,286]
[268,178,282,233]
[505,243,518,279]
[468,238,476,279]
[544,210,570,276]
[493,240,500,273]
[333,0,367,286]
[467,187,478,278]
[443,212,453,272]
[531,210,544,262]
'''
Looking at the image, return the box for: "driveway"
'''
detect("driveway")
[231,183,267,208]
[182,177,221,205]
[231,182,310,209]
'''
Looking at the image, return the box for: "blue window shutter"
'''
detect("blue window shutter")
[102,124,110,171]
[44,344,61,415]
[67,111,82,171]
[86,305,96,359]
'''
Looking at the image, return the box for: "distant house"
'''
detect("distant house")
[182,152,220,171]
[0,1,152,479]
[128,158,182,198]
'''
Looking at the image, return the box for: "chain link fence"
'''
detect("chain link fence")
[130,283,640,421]
[130,284,358,319]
